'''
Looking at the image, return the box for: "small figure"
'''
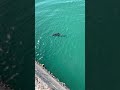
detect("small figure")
[52,33,61,36]
[52,33,66,37]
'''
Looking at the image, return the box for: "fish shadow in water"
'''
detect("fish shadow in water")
[52,33,67,37]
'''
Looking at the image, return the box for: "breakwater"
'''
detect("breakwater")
[35,61,70,90]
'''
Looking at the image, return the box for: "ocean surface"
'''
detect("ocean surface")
[35,0,85,90]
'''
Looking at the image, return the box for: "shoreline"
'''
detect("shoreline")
[35,61,70,90]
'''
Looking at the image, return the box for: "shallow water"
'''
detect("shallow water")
[35,0,85,90]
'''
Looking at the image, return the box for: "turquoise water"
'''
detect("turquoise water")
[35,0,85,90]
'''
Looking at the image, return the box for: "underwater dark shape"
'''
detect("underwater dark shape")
[52,33,66,37]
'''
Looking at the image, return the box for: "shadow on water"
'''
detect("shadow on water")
[52,33,67,37]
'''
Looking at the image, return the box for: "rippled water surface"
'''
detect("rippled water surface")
[35,0,85,90]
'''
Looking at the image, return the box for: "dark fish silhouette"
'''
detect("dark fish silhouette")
[52,33,60,36]
[52,33,66,37]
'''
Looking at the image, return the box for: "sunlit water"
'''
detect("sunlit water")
[35,0,85,90]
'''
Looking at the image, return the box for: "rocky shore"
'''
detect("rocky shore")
[35,61,69,90]
[35,74,52,90]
